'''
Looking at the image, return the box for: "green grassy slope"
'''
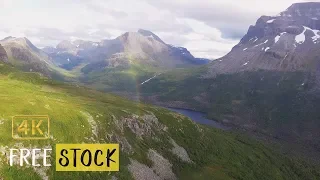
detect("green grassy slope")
[0,63,319,180]
[79,63,163,92]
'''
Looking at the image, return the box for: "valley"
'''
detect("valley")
[0,1,320,179]
[0,64,318,179]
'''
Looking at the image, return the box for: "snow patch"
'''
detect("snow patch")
[242,61,249,66]
[308,27,320,43]
[265,47,270,52]
[254,39,268,47]
[243,48,247,51]
[67,58,70,62]
[295,26,308,44]
[275,35,280,43]
[312,17,318,20]
[295,26,320,44]
[267,19,276,23]
[249,37,258,43]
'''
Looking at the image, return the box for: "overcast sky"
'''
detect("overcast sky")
[0,0,314,59]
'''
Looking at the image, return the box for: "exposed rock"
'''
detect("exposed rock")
[113,113,167,138]
[147,149,176,180]
[128,149,176,180]
[128,159,161,180]
[169,138,192,163]
[111,176,118,180]
[108,133,133,154]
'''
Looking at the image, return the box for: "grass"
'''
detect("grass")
[79,62,164,92]
[0,63,319,179]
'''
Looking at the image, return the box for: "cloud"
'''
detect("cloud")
[0,0,311,58]
[145,0,309,39]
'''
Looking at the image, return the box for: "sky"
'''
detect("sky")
[0,0,314,59]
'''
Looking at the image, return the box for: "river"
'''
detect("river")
[166,107,229,130]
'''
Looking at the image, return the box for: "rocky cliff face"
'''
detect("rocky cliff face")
[208,2,320,76]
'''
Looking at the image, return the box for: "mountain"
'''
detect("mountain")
[0,63,319,180]
[0,36,61,77]
[41,29,208,92]
[139,2,320,160]
[44,29,208,71]
[208,2,320,76]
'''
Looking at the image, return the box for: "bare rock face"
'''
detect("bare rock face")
[128,149,176,180]
[0,44,8,62]
[207,2,320,77]
[112,113,167,139]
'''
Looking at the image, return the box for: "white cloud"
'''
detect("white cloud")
[0,0,312,58]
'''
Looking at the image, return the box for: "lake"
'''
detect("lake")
[166,107,229,130]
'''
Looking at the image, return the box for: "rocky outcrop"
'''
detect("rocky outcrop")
[128,149,176,180]
[112,113,167,139]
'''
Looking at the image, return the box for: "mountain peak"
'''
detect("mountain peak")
[288,2,320,10]
[137,29,165,44]
[281,2,320,17]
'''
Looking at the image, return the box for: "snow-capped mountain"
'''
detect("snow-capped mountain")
[208,2,320,76]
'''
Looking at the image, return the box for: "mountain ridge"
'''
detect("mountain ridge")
[207,2,320,77]
[42,29,209,70]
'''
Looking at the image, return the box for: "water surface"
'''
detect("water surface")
[166,107,229,130]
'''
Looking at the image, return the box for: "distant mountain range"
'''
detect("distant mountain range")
[0,29,209,90]
[42,29,209,71]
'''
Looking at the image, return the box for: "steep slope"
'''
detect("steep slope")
[208,2,320,76]
[139,2,320,160]
[0,63,319,180]
[0,37,66,78]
